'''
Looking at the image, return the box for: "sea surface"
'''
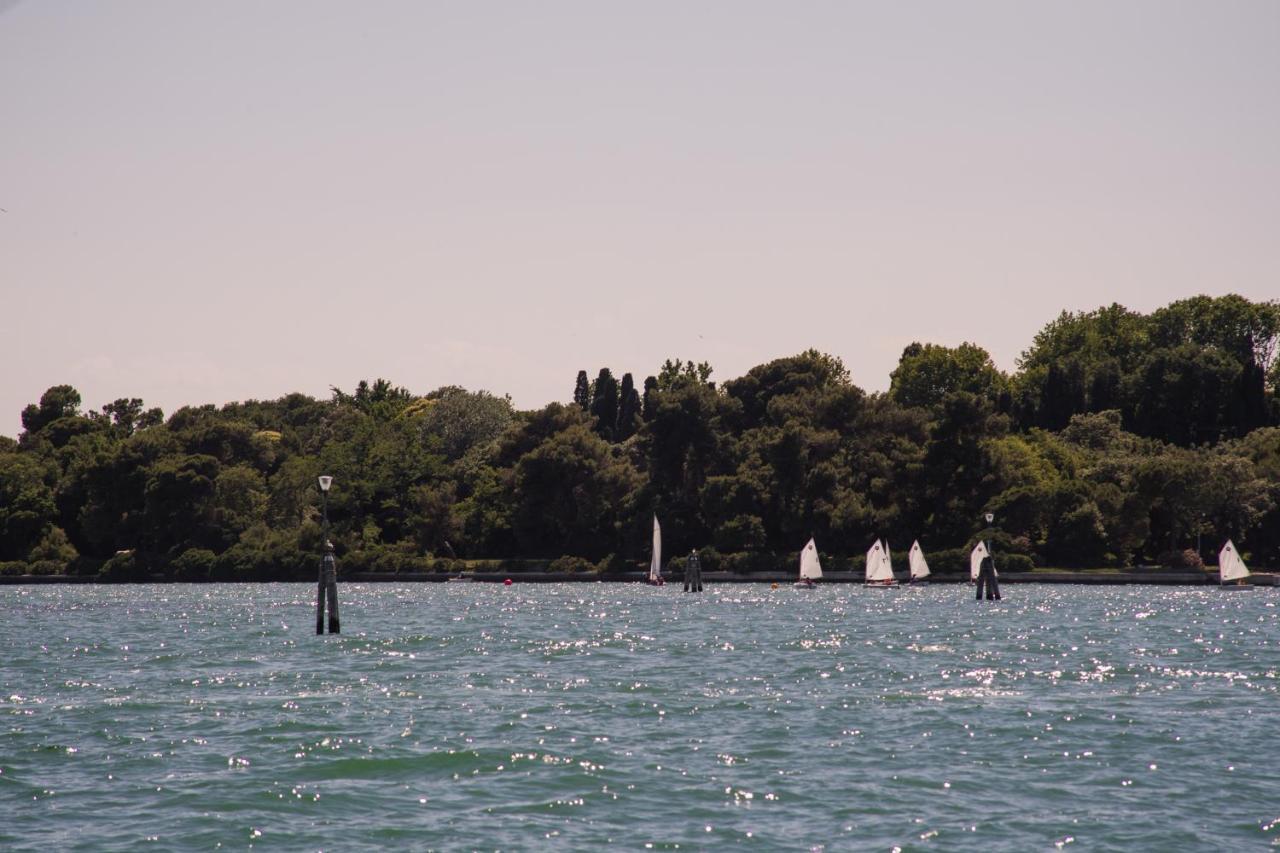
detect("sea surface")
[2,582,1278,851]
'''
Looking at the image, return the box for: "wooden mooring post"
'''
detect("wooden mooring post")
[316,540,340,634]
[684,549,703,592]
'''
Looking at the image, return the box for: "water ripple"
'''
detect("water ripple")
[2,583,1278,850]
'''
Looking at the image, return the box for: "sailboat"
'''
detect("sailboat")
[969,541,991,583]
[1218,539,1252,590]
[908,540,930,584]
[865,539,898,588]
[648,515,664,585]
[795,538,822,587]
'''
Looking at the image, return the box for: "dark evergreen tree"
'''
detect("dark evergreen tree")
[573,370,591,411]
[1038,360,1087,430]
[589,368,619,441]
[642,376,658,420]
[617,373,641,440]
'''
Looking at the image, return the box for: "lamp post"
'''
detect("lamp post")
[985,512,994,560]
[316,475,339,634]
[318,475,332,542]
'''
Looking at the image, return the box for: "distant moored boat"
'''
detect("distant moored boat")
[649,515,664,585]
[796,538,822,588]
[1218,539,1252,589]
[866,539,899,588]
[908,540,930,584]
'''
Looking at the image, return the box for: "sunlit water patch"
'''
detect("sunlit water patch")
[2,584,1279,849]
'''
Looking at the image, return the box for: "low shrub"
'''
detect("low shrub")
[720,552,781,575]
[549,556,596,575]
[594,553,635,577]
[431,558,466,575]
[997,553,1035,573]
[924,547,970,575]
[100,551,149,582]
[172,549,216,582]
[1158,548,1205,570]
[28,560,65,576]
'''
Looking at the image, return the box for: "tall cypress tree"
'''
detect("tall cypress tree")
[590,368,619,441]
[573,370,591,411]
[617,373,641,440]
[642,375,658,420]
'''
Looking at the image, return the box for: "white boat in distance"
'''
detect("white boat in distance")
[1218,539,1252,589]
[796,538,822,587]
[908,540,930,583]
[866,539,899,588]
[648,515,664,585]
[969,541,992,582]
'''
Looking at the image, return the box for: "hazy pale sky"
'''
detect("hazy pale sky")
[2,1,1277,436]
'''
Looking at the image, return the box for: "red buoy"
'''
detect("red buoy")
[504,578,513,586]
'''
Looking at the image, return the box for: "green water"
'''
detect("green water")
[2,583,1278,850]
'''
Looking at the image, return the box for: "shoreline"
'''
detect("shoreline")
[2,571,1276,586]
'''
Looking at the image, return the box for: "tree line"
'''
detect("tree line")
[2,295,1278,581]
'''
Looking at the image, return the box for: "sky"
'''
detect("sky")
[2,1,1278,437]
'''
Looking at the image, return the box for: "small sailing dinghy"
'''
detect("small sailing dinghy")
[865,539,899,588]
[648,515,664,585]
[908,540,930,584]
[1218,539,1252,590]
[969,541,991,583]
[795,538,822,587]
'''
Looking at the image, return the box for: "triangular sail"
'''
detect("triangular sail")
[969,542,989,581]
[799,538,823,579]
[909,540,930,579]
[881,540,893,580]
[866,540,893,582]
[1219,539,1249,583]
[649,515,662,582]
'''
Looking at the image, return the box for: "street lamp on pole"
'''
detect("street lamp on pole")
[316,475,339,634]
[318,475,333,540]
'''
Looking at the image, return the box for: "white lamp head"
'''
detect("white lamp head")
[985,512,994,524]
[318,475,333,492]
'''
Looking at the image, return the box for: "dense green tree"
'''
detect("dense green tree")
[95,398,163,436]
[0,451,58,559]
[510,419,642,557]
[589,368,619,441]
[616,373,641,441]
[573,371,591,410]
[657,359,714,391]
[641,376,658,420]
[1125,345,1241,445]
[889,342,1006,410]
[21,385,82,435]
[415,386,513,461]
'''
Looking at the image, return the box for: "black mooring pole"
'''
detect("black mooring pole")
[684,549,703,593]
[316,485,340,634]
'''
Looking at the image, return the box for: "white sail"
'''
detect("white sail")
[799,538,822,579]
[866,540,893,582]
[1219,539,1249,583]
[909,540,930,579]
[969,541,989,581]
[649,515,662,582]
[881,540,894,580]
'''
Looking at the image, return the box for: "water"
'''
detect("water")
[3,583,1279,851]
